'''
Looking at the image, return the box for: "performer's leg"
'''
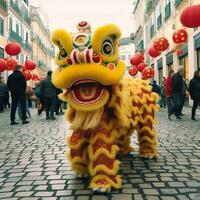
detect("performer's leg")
[67,130,89,175]
[137,111,157,158]
[88,128,121,191]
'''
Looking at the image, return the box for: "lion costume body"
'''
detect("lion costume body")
[51,22,159,191]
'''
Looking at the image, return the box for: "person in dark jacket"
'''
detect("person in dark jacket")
[169,65,184,119]
[4,85,10,109]
[151,80,161,95]
[40,71,56,120]
[0,77,6,112]
[7,65,29,125]
[165,69,174,120]
[189,70,200,121]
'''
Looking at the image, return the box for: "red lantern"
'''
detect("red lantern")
[6,58,17,71]
[130,53,144,66]
[172,29,188,44]
[142,67,154,79]
[136,62,147,72]
[25,60,36,70]
[153,37,169,51]
[5,42,21,56]
[180,5,200,28]
[128,66,138,76]
[32,74,38,80]
[0,59,7,72]
[148,46,161,57]
[21,64,27,72]
[23,71,32,81]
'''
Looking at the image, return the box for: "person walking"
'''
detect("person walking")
[151,80,161,105]
[4,85,10,109]
[0,77,6,112]
[189,70,200,121]
[169,65,184,120]
[180,78,189,115]
[151,80,161,95]
[165,69,174,120]
[7,65,29,125]
[40,71,56,120]
[55,87,63,115]
[160,77,166,108]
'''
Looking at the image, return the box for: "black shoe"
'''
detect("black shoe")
[22,120,29,124]
[176,116,182,120]
[191,117,197,121]
[51,116,56,120]
[168,116,172,120]
[38,109,43,115]
[180,113,184,116]
[11,121,19,125]
[46,117,50,120]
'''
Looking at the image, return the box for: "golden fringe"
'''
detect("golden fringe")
[67,136,89,150]
[68,107,103,131]
[89,160,120,176]
[90,175,121,189]
[88,145,120,161]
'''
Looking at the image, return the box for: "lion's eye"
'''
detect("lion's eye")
[60,48,67,58]
[101,39,114,56]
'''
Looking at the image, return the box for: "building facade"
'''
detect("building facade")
[119,37,135,76]
[132,0,200,86]
[0,0,55,82]
[30,6,55,79]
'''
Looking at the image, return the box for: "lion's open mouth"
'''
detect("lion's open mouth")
[70,80,106,104]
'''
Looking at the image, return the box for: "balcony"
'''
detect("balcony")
[9,29,22,44]
[175,0,183,7]
[22,42,32,51]
[150,24,155,38]
[38,60,48,71]
[0,0,7,12]
[10,0,21,16]
[157,15,162,30]
[22,14,31,25]
[136,40,144,52]
[165,3,171,20]
[132,0,140,14]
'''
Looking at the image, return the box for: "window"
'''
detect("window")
[9,17,13,30]
[150,17,155,38]
[0,48,4,58]
[197,49,200,69]
[26,32,28,43]
[16,23,19,35]
[20,54,24,63]
[0,17,4,36]
[128,54,131,59]
[156,4,162,30]
[120,55,126,60]
[165,0,171,20]
[23,0,29,6]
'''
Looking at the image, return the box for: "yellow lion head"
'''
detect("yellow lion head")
[51,22,125,111]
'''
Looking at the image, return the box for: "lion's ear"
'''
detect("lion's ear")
[91,24,121,63]
[51,29,73,67]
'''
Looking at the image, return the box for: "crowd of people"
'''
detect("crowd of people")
[151,65,200,121]
[0,65,65,125]
[1,64,200,124]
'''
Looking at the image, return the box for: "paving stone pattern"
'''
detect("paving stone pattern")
[0,108,200,200]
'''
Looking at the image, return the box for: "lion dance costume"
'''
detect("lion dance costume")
[51,21,159,192]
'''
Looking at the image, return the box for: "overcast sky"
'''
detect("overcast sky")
[30,0,135,38]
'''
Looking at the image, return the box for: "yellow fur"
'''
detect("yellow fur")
[51,23,159,191]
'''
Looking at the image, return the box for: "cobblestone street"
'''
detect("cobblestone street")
[0,108,200,200]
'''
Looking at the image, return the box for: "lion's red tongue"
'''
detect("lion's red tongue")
[72,82,103,103]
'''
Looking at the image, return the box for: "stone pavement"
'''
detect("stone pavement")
[0,107,200,200]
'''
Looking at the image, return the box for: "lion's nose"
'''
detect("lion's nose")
[67,49,101,65]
